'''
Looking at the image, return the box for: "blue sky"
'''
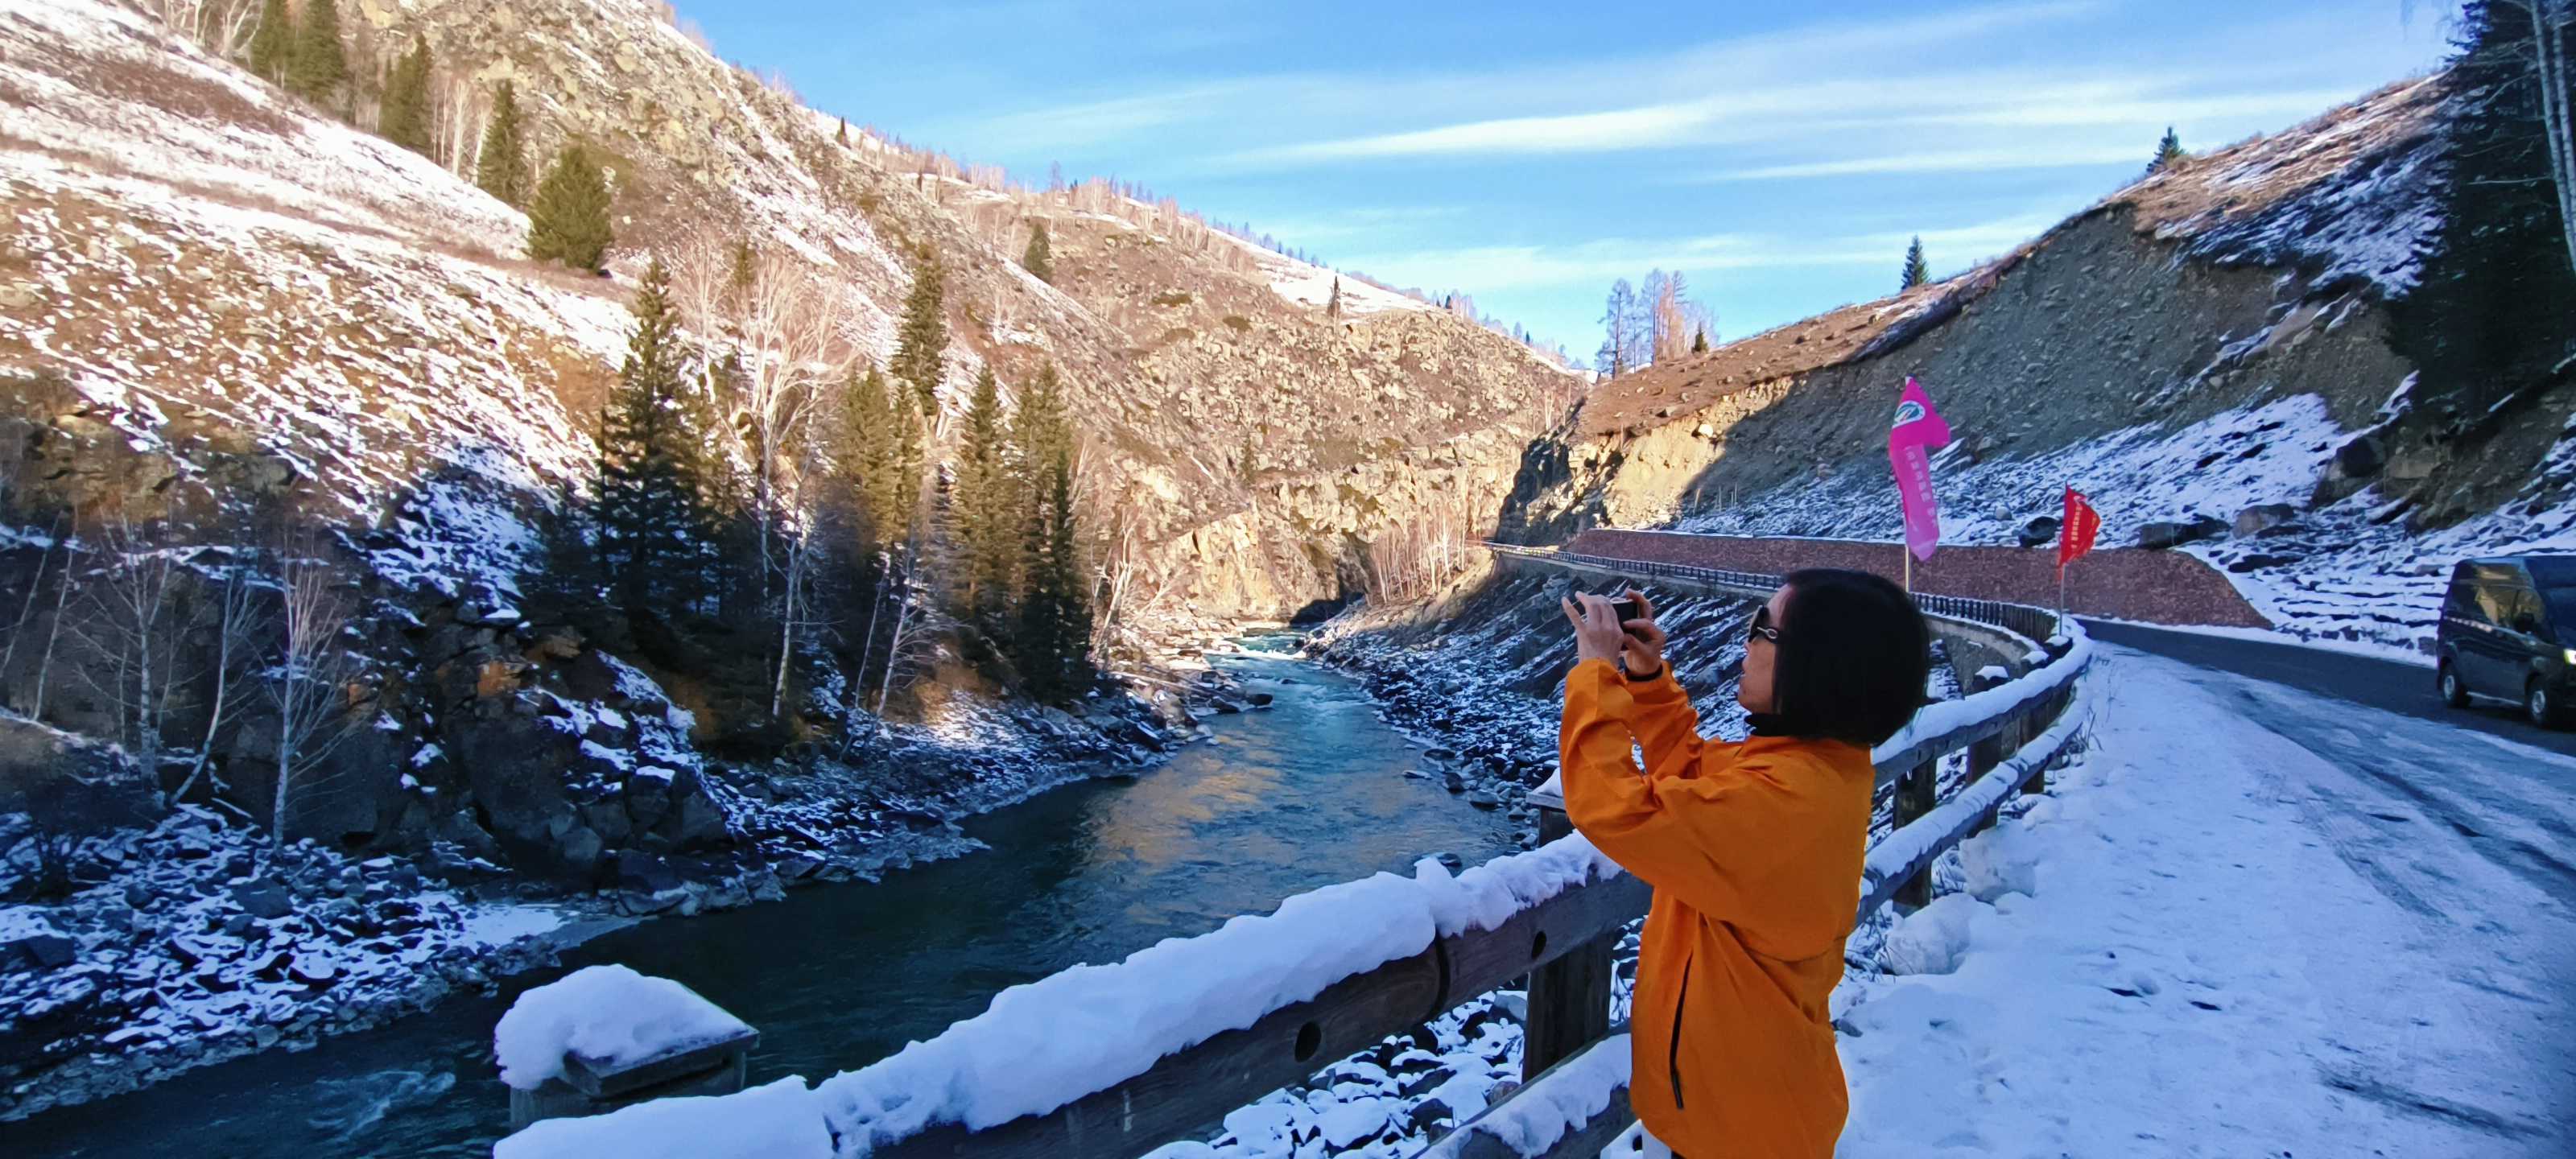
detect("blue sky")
[677,1,2462,359]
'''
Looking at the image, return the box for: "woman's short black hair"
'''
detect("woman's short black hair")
[1768,567,1931,748]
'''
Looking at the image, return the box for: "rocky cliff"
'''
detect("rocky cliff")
[1496,76,2575,651]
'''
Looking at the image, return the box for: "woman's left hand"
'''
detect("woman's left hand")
[1562,592,1629,670]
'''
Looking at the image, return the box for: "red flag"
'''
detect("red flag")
[2057,487,2101,577]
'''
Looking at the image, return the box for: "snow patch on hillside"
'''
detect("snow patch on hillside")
[0,0,526,255]
[1674,389,2576,651]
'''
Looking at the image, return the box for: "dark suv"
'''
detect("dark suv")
[2438,555,2576,728]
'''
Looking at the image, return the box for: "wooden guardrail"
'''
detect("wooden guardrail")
[497,547,2092,1159]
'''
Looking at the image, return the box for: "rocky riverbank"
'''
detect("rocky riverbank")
[0,659,1269,1123]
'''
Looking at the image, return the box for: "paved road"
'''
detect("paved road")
[2080,619,2576,759]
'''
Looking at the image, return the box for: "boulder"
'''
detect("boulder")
[660,769,728,849]
[1442,770,1468,794]
[2231,503,2297,538]
[232,884,293,920]
[6,930,75,971]
[1467,790,1502,810]
[2227,552,2301,572]
[613,850,680,894]
[556,825,604,875]
[2135,518,2223,550]
[2016,515,2061,549]
[2333,435,2384,480]
[1245,691,1275,708]
[624,768,673,831]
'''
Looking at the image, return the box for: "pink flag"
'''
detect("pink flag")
[1886,377,1952,563]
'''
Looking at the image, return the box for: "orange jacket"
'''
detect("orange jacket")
[1558,658,1872,1159]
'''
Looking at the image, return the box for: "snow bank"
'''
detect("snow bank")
[493,965,753,1091]
[494,1076,829,1159]
[1878,894,1990,975]
[1418,1033,1629,1159]
[1958,822,2041,902]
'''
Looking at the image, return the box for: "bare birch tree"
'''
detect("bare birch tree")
[2529,0,2576,275]
[173,551,262,805]
[70,518,194,799]
[266,534,356,846]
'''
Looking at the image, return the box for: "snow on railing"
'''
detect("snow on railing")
[496,837,1641,1158]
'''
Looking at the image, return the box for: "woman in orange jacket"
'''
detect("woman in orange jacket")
[1558,569,1929,1158]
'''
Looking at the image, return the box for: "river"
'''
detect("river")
[14,646,1515,1158]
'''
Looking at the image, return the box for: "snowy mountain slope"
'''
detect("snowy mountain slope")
[1498,75,2574,652]
[3,0,1575,635]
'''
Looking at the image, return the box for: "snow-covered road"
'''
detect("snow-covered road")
[1835,645,2576,1157]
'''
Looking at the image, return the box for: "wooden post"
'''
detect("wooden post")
[1893,757,1938,907]
[1967,666,2010,835]
[1525,805,1616,1078]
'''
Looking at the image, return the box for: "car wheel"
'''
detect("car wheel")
[2533,682,2570,729]
[2439,664,2469,709]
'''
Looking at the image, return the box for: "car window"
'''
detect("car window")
[2474,583,2523,628]
[2445,580,2484,620]
[2547,587,2576,648]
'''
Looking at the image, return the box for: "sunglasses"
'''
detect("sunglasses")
[1747,604,1781,645]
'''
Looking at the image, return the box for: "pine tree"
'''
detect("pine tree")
[527,145,614,272]
[2149,126,2186,173]
[1011,365,1089,701]
[1327,275,1342,320]
[379,35,434,155]
[836,117,849,146]
[247,0,292,82]
[476,80,527,207]
[1691,328,1709,354]
[1901,236,1930,291]
[2388,1,2576,424]
[954,365,1016,624]
[891,250,948,415]
[597,259,712,615]
[1022,221,1053,282]
[287,0,347,108]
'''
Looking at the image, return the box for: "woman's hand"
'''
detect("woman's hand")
[1620,591,1668,680]
[1563,592,1627,670]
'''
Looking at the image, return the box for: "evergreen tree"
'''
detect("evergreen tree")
[2149,126,2186,172]
[597,260,711,614]
[1901,236,1930,291]
[1011,365,1090,701]
[379,35,435,155]
[527,146,614,272]
[247,0,292,83]
[476,80,527,207]
[836,117,849,146]
[954,365,1017,625]
[2389,2,2576,425]
[1327,275,1342,320]
[1022,221,1053,282]
[891,251,948,415]
[287,0,347,108]
[1691,328,1709,354]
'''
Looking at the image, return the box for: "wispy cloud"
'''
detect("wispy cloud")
[1695,146,2149,183]
[1331,212,2067,296]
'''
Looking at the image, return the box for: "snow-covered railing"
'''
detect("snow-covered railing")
[493,837,1654,1159]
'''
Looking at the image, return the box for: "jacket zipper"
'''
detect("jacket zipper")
[1667,957,1692,1111]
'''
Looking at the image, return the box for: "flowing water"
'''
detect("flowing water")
[16,648,1514,1157]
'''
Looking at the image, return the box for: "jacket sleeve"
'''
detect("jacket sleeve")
[1558,660,1811,921]
[1620,666,1707,782]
